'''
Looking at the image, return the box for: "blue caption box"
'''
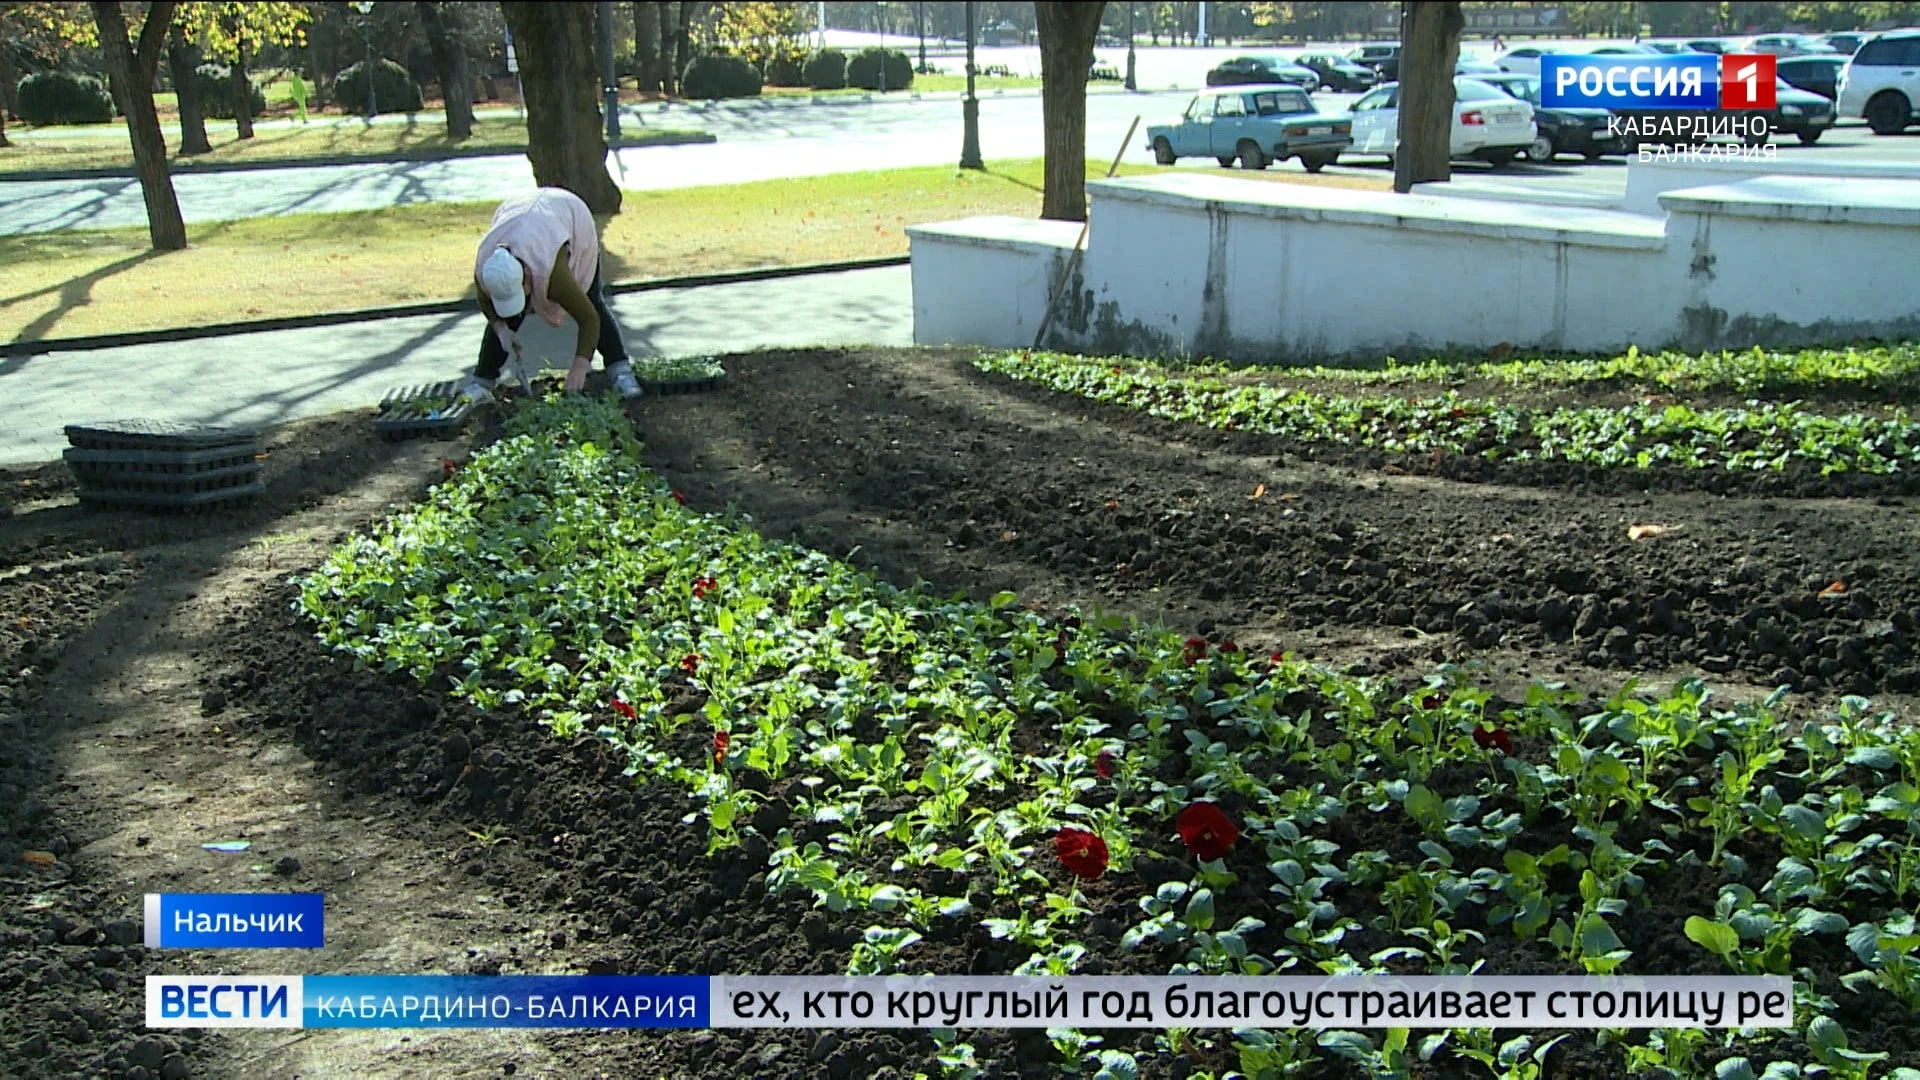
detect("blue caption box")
[144,893,325,949]
[302,975,711,1028]
[1541,54,1720,109]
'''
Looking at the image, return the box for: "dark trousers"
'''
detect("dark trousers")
[477,261,628,380]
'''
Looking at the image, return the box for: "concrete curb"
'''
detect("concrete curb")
[0,131,718,184]
[1,256,910,358]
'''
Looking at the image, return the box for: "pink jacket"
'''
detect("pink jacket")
[473,188,600,329]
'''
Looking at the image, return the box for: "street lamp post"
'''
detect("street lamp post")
[878,2,888,93]
[1125,2,1137,91]
[352,1,377,120]
[959,0,982,169]
[916,1,927,74]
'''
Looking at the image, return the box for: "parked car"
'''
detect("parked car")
[1341,77,1536,167]
[1347,42,1401,81]
[1762,77,1840,141]
[1297,52,1378,92]
[1586,43,1663,55]
[1640,39,1696,54]
[1777,54,1849,98]
[1838,30,1920,133]
[1686,38,1729,54]
[1206,55,1321,91]
[1822,32,1868,54]
[1476,73,1622,161]
[1147,85,1352,172]
[1497,46,1555,76]
[1743,33,1838,56]
[1456,57,1503,76]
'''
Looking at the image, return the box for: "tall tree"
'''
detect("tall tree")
[178,2,310,140]
[166,20,212,154]
[1034,1,1105,222]
[500,2,621,213]
[1392,0,1462,193]
[418,1,474,139]
[2,2,101,148]
[92,0,186,250]
[631,0,661,92]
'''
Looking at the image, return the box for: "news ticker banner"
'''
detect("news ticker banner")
[143,893,325,950]
[149,975,1794,1031]
[1540,53,1778,110]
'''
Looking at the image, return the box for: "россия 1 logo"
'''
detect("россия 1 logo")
[1540,53,1776,110]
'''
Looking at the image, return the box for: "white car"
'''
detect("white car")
[1342,77,1537,167]
[1743,33,1839,56]
[1497,46,1555,75]
[1837,30,1920,133]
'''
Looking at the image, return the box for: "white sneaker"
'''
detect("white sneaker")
[608,362,642,400]
[455,375,495,404]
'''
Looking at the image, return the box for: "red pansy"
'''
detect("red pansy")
[1421,692,1445,710]
[441,459,458,477]
[1269,650,1286,668]
[681,653,701,675]
[1217,640,1240,654]
[1473,726,1515,755]
[713,730,730,761]
[1054,828,1110,881]
[610,698,636,720]
[1182,636,1209,664]
[1095,749,1116,779]
[671,491,687,505]
[1176,803,1240,862]
[692,576,717,600]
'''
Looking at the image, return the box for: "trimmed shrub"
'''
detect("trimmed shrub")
[845,47,912,91]
[681,54,761,99]
[763,47,806,87]
[332,58,425,114]
[192,64,267,120]
[802,48,847,90]
[16,70,115,125]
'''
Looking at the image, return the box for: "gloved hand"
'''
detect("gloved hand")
[565,355,592,394]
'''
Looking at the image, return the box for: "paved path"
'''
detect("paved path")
[0,266,911,466]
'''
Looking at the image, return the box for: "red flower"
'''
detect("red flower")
[1474,726,1515,755]
[680,653,700,675]
[1054,828,1109,881]
[441,459,458,477]
[692,576,717,600]
[1421,691,1445,710]
[1176,803,1239,862]
[1269,650,1286,668]
[1217,640,1240,654]
[713,730,730,762]
[1182,636,1209,664]
[670,491,687,505]
[610,698,636,720]
[1095,749,1116,779]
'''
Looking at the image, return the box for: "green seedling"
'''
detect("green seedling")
[1842,913,1920,1012]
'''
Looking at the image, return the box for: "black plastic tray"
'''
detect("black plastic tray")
[375,381,475,441]
[64,445,260,474]
[68,461,261,492]
[76,481,264,510]
[64,419,260,453]
[638,374,725,396]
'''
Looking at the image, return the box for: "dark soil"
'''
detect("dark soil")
[5,346,1918,1078]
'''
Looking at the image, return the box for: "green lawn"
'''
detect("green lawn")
[0,113,704,175]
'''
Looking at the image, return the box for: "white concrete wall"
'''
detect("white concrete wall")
[1623,156,1920,214]
[906,216,1082,350]
[906,172,1920,362]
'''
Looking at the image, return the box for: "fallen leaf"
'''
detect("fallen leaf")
[1488,342,1514,362]
[1103,499,1119,511]
[1278,492,1297,502]
[1489,533,1515,543]
[22,851,56,867]
[1250,483,1266,500]
[1001,530,1017,543]
[1628,524,1669,541]
[1819,581,1847,598]
[1382,465,1406,476]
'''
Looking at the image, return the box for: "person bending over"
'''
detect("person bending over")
[461,187,639,403]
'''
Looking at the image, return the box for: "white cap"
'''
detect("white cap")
[479,248,527,319]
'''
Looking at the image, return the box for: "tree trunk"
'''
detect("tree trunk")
[93,0,185,250]
[167,22,212,154]
[1035,1,1105,222]
[500,2,621,213]
[631,0,660,93]
[655,2,675,94]
[674,1,695,90]
[0,45,19,130]
[1393,1,1462,193]
[419,1,474,139]
[231,36,254,139]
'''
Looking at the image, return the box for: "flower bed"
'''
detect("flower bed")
[295,395,1920,1078]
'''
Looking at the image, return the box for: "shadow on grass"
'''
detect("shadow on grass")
[0,248,165,349]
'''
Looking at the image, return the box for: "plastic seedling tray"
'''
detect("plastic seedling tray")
[64,419,260,453]
[374,381,475,441]
[638,374,726,395]
[632,358,726,396]
[76,482,265,510]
